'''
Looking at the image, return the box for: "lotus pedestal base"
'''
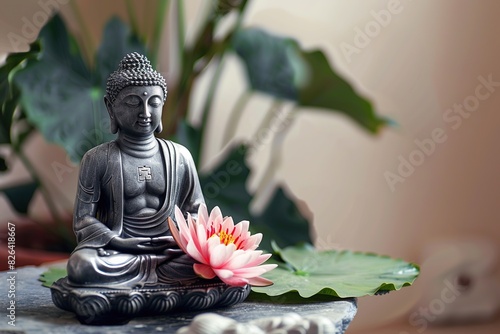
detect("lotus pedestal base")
[50,277,251,325]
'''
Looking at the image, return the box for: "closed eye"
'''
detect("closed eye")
[125,95,141,107]
[149,96,162,108]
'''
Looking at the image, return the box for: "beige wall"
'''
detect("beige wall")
[1,0,499,331]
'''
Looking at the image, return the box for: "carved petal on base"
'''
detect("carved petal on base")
[115,292,146,315]
[50,277,251,325]
[147,291,181,313]
[218,284,251,307]
[51,288,72,312]
[70,293,111,325]
[183,288,220,310]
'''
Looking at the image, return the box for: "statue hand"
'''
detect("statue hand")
[150,236,177,248]
[110,236,155,253]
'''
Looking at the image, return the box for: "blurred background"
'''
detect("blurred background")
[1,0,499,333]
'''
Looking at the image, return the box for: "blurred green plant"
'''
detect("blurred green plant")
[0,0,412,299]
[0,42,73,246]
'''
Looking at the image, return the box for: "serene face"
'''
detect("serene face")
[107,85,164,137]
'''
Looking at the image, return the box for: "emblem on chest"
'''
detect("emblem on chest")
[138,166,152,182]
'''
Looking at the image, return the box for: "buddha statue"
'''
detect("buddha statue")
[66,52,205,288]
[50,53,250,325]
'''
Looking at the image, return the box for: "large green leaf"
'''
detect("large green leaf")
[231,28,299,101]
[14,15,146,162]
[199,144,252,222]
[95,17,148,84]
[232,28,388,133]
[198,144,313,250]
[251,243,419,299]
[297,50,388,133]
[254,187,310,246]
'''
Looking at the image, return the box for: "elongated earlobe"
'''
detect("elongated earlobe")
[104,96,118,134]
[110,118,118,134]
[155,121,163,134]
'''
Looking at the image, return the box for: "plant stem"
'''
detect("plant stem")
[194,0,250,162]
[176,0,186,69]
[222,90,252,145]
[234,0,250,30]
[163,0,250,148]
[70,0,95,67]
[163,5,217,138]
[164,0,187,133]
[252,99,284,145]
[253,104,295,197]
[143,0,153,45]
[151,0,170,66]
[125,0,140,37]
[195,55,226,163]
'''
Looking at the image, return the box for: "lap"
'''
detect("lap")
[66,247,198,287]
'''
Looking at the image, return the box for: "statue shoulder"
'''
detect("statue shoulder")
[81,142,114,163]
[158,139,194,161]
[78,142,115,180]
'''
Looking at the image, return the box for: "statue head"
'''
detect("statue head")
[104,52,167,134]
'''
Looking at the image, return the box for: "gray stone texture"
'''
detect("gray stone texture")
[1,266,357,333]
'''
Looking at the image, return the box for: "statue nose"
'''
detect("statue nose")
[140,105,152,118]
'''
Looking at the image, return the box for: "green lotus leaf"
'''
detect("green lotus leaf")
[39,266,67,288]
[251,243,419,298]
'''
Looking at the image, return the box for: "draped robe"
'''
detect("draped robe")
[66,139,205,288]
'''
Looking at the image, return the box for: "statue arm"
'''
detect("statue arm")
[176,144,205,219]
[73,147,118,250]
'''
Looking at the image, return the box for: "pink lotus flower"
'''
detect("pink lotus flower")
[168,204,277,287]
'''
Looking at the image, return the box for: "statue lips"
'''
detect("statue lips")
[137,118,152,127]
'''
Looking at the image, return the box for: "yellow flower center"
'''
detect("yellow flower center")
[215,230,235,246]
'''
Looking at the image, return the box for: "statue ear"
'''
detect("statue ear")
[155,121,163,134]
[104,96,118,134]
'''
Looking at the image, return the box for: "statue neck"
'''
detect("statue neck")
[116,133,159,158]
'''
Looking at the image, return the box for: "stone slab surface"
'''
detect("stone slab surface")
[0,266,357,333]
